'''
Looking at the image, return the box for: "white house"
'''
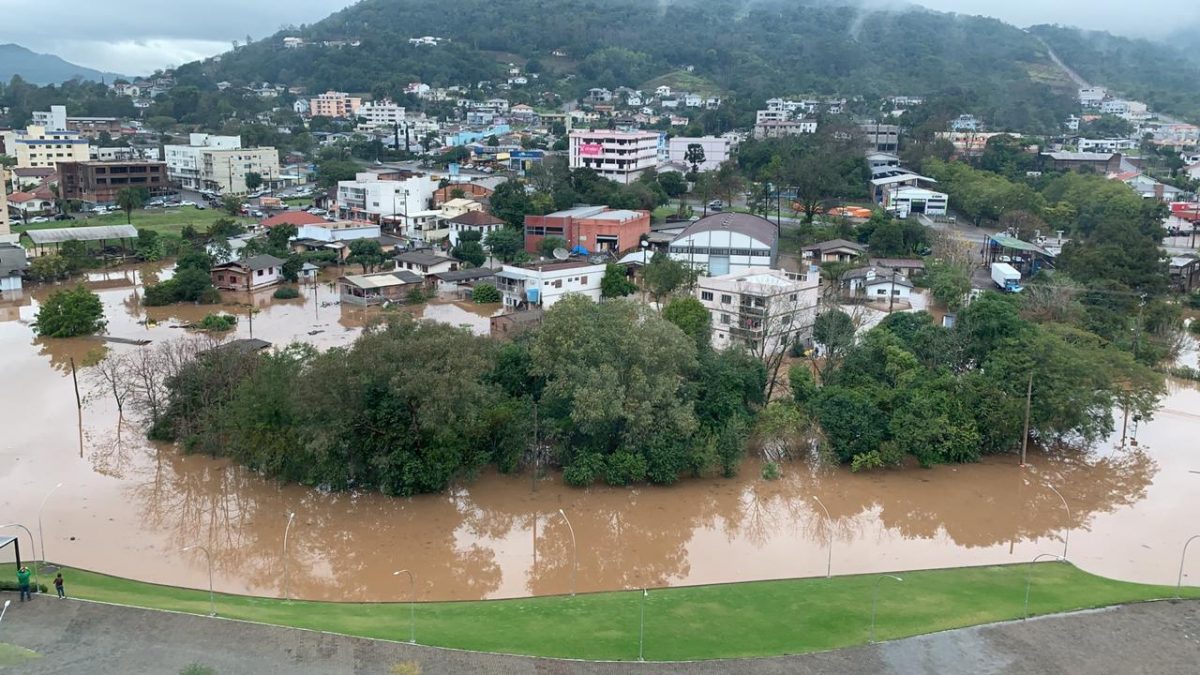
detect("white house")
[447,210,505,247]
[668,213,778,276]
[0,243,28,292]
[394,250,460,277]
[845,267,914,304]
[210,254,285,291]
[695,267,820,353]
[494,260,606,309]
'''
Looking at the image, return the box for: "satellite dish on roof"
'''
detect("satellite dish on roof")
[552,247,569,260]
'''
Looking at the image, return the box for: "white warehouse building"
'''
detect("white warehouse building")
[667,213,778,276]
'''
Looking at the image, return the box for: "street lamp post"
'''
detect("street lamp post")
[1,523,39,591]
[1044,483,1071,561]
[182,545,216,616]
[38,482,64,573]
[393,569,416,644]
[812,496,833,578]
[282,512,296,601]
[1176,534,1200,599]
[557,509,577,597]
[869,575,903,643]
[638,588,648,662]
[0,599,10,624]
[1024,553,1065,619]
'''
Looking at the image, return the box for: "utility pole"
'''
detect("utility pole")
[1133,293,1147,360]
[68,357,81,410]
[1020,372,1033,467]
[531,401,539,492]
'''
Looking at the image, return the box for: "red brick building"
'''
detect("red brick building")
[58,160,170,205]
[523,205,650,256]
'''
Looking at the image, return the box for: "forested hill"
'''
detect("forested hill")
[1029,25,1200,122]
[188,0,1081,131]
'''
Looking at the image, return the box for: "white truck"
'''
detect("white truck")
[990,262,1022,293]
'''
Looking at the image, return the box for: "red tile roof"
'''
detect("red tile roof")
[260,211,328,228]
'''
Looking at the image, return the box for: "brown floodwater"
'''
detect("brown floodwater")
[1,264,1199,602]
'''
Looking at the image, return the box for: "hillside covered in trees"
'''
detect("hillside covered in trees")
[194,0,1087,131]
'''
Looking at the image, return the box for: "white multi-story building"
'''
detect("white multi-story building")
[494,260,607,309]
[358,99,406,128]
[335,172,440,228]
[695,267,820,353]
[164,134,278,194]
[568,129,660,184]
[755,109,789,124]
[1078,87,1108,107]
[667,136,732,172]
[1078,138,1138,153]
[13,107,89,169]
[752,120,817,140]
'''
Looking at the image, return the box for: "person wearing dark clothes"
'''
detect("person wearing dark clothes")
[54,573,65,599]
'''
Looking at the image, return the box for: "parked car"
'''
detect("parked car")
[53,214,73,221]
[195,204,207,210]
[28,216,50,223]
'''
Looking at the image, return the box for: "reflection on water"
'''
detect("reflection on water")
[0,264,1198,602]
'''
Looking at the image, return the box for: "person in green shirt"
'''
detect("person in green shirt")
[16,566,32,601]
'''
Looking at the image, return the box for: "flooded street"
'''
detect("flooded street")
[1,265,1199,602]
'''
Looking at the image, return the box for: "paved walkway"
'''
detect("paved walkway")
[1,593,1197,673]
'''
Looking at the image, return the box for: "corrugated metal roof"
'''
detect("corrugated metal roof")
[26,225,139,244]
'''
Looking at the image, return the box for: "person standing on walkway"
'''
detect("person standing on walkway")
[16,566,32,601]
[54,573,65,599]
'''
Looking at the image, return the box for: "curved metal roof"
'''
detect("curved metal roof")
[26,225,139,244]
[673,213,778,246]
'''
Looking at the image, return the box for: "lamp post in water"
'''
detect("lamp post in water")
[393,569,416,644]
[557,509,577,597]
[282,512,296,601]
[1024,553,1065,619]
[1044,483,1071,561]
[182,545,216,616]
[38,482,64,574]
[869,575,903,643]
[1176,534,1200,599]
[811,496,833,578]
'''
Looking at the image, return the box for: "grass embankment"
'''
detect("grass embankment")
[2,562,1195,661]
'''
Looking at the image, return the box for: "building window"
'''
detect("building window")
[700,291,714,301]
[580,276,587,284]
[789,294,798,301]
[720,313,730,325]
[720,294,732,304]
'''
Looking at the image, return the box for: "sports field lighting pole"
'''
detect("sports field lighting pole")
[38,482,64,573]
[1024,553,1065,620]
[1,523,38,591]
[282,512,296,601]
[812,496,833,578]
[869,575,903,644]
[638,588,648,662]
[557,509,577,597]
[182,545,216,616]
[0,599,10,624]
[1176,534,1200,599]
[1044,483,1071,561]
[393,569,416,644]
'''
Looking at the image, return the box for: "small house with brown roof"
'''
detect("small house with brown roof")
[211,254,286,291]
[448,210,506,246]
[260,211,329,228]
[805,238,866,263]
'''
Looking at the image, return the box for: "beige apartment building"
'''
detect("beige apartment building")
[309,91,362,118]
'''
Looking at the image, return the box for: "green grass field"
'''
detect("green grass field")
[3,562,1195,661]
[13,208,255,238]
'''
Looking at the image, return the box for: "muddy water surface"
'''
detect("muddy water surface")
[1,265,1199,602]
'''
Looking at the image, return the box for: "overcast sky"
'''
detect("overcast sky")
[0,0,1196,75]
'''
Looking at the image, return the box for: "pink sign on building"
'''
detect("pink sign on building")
[578,143,604,156]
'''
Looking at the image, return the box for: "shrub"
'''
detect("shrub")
[1190,320,1200,336]
[180,665,218,675]
[562,452,605,486]
[405,287,429,305]
[273,286,301,300]
[34,285,107,337]
[198,314,237,332]
[603,451,648,486]
[1187,292,1200,309]
[761,461,781,480]
[471,283,501,304]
